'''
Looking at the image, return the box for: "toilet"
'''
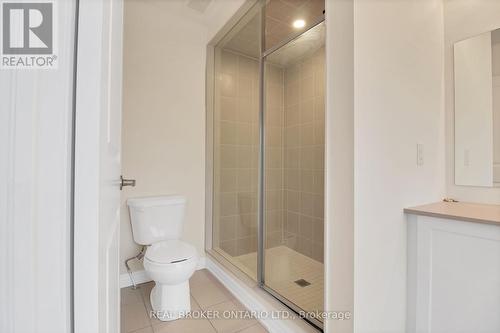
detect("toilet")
[127,195,198,321]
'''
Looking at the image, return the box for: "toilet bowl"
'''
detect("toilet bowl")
[127,196,198,321]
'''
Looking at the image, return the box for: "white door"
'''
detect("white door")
[74,1,124,332]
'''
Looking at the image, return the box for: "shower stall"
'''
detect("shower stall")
[206,0,325,329]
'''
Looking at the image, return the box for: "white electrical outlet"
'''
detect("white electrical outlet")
[417,144,424,166]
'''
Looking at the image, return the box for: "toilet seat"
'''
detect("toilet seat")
[145,240,197,264]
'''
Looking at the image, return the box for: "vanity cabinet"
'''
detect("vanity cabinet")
[405,202,500,333]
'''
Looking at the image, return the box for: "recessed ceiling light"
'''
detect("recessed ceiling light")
[292,19,306,29]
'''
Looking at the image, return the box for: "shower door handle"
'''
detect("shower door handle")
[120,176,136,190]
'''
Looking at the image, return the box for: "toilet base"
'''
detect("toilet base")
[150,281,191,321]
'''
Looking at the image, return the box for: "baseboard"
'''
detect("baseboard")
[120,256,207,288]
[204,256,314,333]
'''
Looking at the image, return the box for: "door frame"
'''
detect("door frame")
[73,0,124,332]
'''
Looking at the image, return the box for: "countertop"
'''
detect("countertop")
[404,201,500,226]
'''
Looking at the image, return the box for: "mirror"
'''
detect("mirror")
[454,28,500,187]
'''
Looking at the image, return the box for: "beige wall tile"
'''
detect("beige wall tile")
[300,147,314,169]
[265,126,282,147]
[236,146,254,168]
[266,107,283,126]
[312,146,324,170]
[237,122,253,145]
[266,210,282,232]
[285,148,300,169]
[220,73,237,97]
[300,76,314,100]
[239,56,257,78]
[265,190,282,210]
[215,51,263,255]
[219,215,238,241]
[286,191,300,213]
[286,212,299,234]
[313,170,324,194]
[265,148,282,169]
[220,121,238,145]
[220,240,237,256]
[221,51,238,75]
[221,169,238,192]
[312,217,324,244]
[221,97,238,121]
[300,98,314,123]
[237,192,254,214]
[297,236,312,257]
[285,64,300,83]
[220,192,238,216]
[265,169,282,190]
[300,192,314,217]
[237,214,257,238]
[237,236,257,255]
[300,170,314,193]
[285,104,300,127]
[215,47,324,260]
[299,215,314,240]
[285,126,300,147]
[282,49,325,259]
[285,169,300,191]
[237,169,252,191]
[266,231,282,249]
[311,243,324,263]
[300,124,314,146]
[238,76,253,98]
[238,97,255,123]
[313,194,324,219]
[220,145,238,169]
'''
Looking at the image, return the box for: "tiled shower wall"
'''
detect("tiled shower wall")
[283,47,325,262]
[215,50,285,256]
[215,47,324,262]
[264,63,286,249]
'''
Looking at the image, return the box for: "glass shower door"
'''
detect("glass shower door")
[209,0,326,329]
[211,4,262,280]
[262,22,326,325]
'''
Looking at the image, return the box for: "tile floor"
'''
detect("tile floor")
[121,269,268,333]
[222,246,324,317]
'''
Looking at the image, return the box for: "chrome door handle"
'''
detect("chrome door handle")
[120,176,136,190]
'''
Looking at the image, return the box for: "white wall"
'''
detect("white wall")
[444,0,500,204]
[354,0,445,332]
[324,0,354,332]
[0,1,76,332]
[121,0,245,274]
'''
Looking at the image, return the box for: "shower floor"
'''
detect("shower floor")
[216,245,324,317]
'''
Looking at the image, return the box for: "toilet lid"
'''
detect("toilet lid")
[145,240,197,264]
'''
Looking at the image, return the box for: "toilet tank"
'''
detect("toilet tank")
[127,195,186,245]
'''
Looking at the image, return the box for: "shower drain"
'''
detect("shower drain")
[294,279,311,287]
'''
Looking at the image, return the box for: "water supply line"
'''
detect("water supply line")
[125,246,146,290]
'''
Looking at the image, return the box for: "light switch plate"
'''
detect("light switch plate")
[417,144,424,166]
